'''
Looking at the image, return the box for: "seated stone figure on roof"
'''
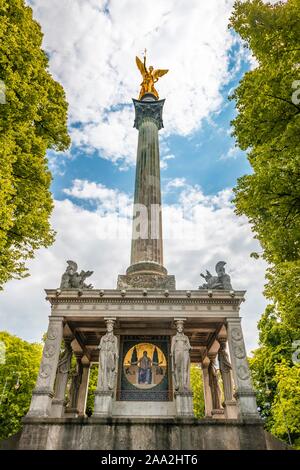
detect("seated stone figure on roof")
[60,260,93,289]
[199,261,232,290]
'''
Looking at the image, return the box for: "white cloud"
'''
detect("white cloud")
[0,180,267,353]
[165,177,187,190]
[160,154,175,170]
[64,179,132,216]
[28,0,239,166]
[219,144,242,161]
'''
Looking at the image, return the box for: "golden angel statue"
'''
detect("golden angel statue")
[136,53,168,100]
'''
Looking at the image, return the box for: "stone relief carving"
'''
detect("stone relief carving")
[231,327,243,341]
[39,363,52,379]
[233,344,246,359]
[47,327,58,340]
[199,261,233,290]
[237,365,250,381]
[170,320,192,393]
[97,319,119,391]
[117,273,175,290]
[43,344,56,358]
[60,260,93,289]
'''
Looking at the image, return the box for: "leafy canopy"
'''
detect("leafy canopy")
[230,0,300,447]
[0,0,70,289]
[0,331,42,441]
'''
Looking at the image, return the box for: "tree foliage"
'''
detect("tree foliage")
[190,364,205,418]
[0,331,42,440]
[230,0,300,447]
[0,0,70,289]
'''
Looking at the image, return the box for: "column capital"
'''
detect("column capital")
[49,315,64,322]
[226,317,242,325]
[208,351,218,361]
[133,97,165,130]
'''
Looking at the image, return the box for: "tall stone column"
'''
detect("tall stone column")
[217,335,237,419]
[226,318,259,419]
[117,94,175,289]
[77,360,90,416]
[129,95,165,273]
[201,357,213,417]
[51,336,73,418]
[27,316,64,417]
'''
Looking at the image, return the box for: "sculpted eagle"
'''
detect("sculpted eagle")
[136,54,168,100]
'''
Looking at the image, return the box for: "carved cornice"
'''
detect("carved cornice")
[48,296,242,307]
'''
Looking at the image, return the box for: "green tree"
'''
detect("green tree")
[230,0,300,446]
[0,0,70,289]
[0,331,42,440]
[85,364,98,417]
[190,364,205,419]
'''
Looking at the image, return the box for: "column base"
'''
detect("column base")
[51,398,66,418]
[235,389,260,419]
[175,391,194,417]
[93,390,113,417]
[117,273,175,290]
[26,388,54,417]
[65,407,80,418]
[224,400,238,419]
[211,409,225,419]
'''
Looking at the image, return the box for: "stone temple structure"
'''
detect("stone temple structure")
[18,75,275,450]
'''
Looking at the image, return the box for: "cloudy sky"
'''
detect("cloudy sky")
[0,0,271,353]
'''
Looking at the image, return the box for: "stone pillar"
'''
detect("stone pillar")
[77,360,90,416]
[117,95,176,289]
[208,352,224,419]
[226,318,259,419]
[172,318,194,417]
[217,335,237,419]
[27,316,64,417]
[201,357,213,417]
[51,336,73,418]
[93,318,118,417]
[129,96,165,271]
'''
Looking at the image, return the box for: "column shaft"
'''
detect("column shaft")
[130,118,163,266]
[201,360,213,417]
[77,364,90,416]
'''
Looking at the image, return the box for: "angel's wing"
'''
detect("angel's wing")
[136,56,146,76]
[153,68,169,80]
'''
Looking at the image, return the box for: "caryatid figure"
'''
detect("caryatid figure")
[171,320,192,392]
[97,319,118,391]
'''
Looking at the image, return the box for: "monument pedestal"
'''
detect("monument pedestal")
[175,391,194,417]
[51,398,66,418]
[224,400,238,419]
[93,390,113,417]
[18,417,270,450]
